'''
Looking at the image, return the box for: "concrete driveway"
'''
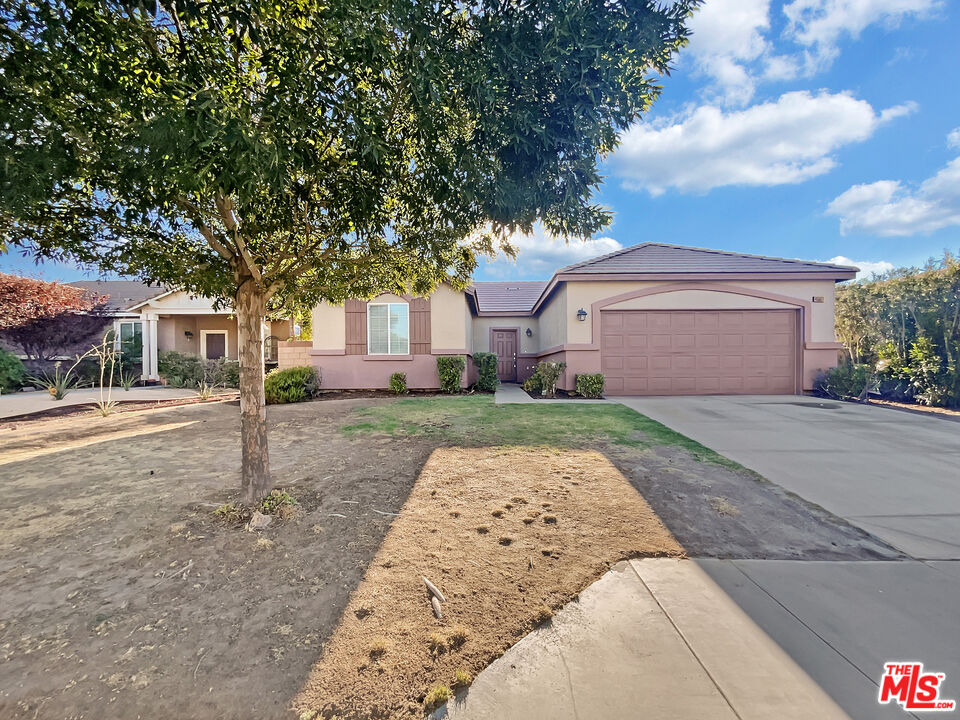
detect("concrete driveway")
[614,395,960,719]
[615,395,960,560]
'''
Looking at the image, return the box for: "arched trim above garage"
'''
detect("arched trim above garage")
[590,283,813,345]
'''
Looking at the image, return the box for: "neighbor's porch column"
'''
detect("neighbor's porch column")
[142,312,160,381]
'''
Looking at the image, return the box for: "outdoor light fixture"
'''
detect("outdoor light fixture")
[525,328,533,337]
[576,308,588,322]
[184,330,194,338]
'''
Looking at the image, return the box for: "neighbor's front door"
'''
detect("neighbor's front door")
[203,332,227,360]
[493,329,518,382]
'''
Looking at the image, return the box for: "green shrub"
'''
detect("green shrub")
[575,373,605,398]
[815,363,871,400]
[221,361,240,388]
[523,361,565,397]
[0,348,26,393]
[264,365,321,404]
[158,350,205,387]
[259,489,298,514]
[472,352,499,392]
[436,355,465,394]
[522,373,541,395]
[905,336,951,406]
[389,371,407,394]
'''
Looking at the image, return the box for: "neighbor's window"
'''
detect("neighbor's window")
[116,321,143,355]
[367,303,409,355]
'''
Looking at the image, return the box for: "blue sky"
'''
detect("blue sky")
[479,0,960,281]
[3,0,958,284]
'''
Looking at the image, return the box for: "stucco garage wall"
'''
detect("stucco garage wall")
[557,279,842,392]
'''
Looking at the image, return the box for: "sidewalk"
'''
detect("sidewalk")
[494,383,611,405]
[441,558,850,720]
[0,386,200,419]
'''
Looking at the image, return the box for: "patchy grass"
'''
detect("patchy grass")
[341,395,744,470]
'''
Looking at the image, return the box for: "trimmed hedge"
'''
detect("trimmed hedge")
[436,355,465,394]
[389,371,407,394]
[472,352,498,392]
[264,365,321,404]
[575,373,605,398]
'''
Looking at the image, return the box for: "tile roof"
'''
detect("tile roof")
[67,280,167,313]
[470,281,548,313]
[558,242,859,275]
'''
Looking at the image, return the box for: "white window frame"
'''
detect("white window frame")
[113,320,143,350]
[366,302,410,355]
[200,329,229,360]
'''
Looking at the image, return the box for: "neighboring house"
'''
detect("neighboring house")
[67,281,292,381]
[283,242,856,395]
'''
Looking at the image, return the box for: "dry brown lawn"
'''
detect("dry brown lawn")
[295,446,682,719]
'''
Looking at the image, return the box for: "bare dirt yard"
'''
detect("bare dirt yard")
[0,396,897,720]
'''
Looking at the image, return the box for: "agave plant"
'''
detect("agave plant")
[28,363,77,400]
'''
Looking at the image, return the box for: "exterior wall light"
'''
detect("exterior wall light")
[576,308,588,322]
[525,328,533,337]
[184,330,194,338]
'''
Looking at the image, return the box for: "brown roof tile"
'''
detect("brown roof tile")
[470,281,548,313]
[558,242,859,275]
[67,280,167,313]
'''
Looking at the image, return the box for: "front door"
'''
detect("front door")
[492,329,518,382]
[202,331,227,360]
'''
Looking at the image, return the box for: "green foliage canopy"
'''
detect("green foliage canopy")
[1,0,698,306]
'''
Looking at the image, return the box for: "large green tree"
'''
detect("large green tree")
[1,0,698,501]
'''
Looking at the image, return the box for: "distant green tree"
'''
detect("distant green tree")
[0,0,698,501]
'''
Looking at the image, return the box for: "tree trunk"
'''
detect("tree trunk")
[236,279,271,504]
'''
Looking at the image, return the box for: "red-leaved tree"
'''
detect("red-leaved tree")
[0,273,102,330]
[0,273,110,360]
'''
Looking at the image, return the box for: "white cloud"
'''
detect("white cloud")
[825,255,895,279]
[480,226,621,279]
[784,0,941,72]
[948,127,960,149]
[681,0,939,105]
[826,156,960,236]
[612,91,914,195]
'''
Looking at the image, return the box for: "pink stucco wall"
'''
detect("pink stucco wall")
[278,344,472,390]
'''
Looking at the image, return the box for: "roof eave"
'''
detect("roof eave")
[529,269,857,314]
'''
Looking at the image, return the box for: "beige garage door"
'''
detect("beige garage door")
[601,310,798,395]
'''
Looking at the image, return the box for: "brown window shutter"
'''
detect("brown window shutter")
[410,297,431,355]
[345,299,366,355]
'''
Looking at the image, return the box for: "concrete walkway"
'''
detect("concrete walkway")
[0,386,202,419]
[443,559,849,720]
[494,383,611,405]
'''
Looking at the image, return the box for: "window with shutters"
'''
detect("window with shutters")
[367,303,409,355]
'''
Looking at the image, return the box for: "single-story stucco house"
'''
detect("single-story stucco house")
[67,280,293,381]
[279,242,856,395]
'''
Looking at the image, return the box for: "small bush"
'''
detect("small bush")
[436,355,465,394]
[575,373,604,398]
[0,348,26,394]
[524,361,565,397]
[389,371,407,394]
[522,374,541,395]
[472,352,499,392]
[264,365,321,404]
[423,685,451,711]
[221,361,240,388]
[259,489,298,515]
[452,669,472,688]
[815,363,871,400]
[428,632,448,655]
[158,350,205,387]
